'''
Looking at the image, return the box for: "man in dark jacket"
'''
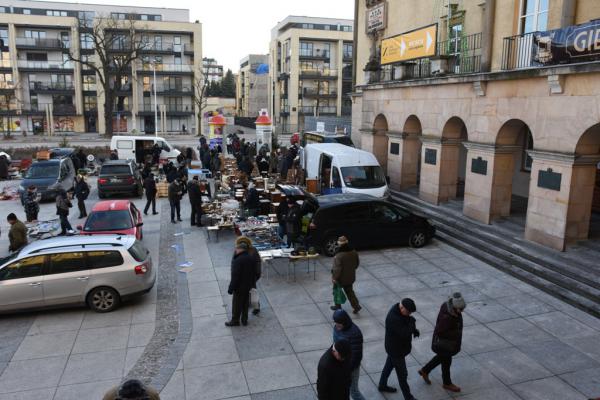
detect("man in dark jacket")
[378,298,419,400]
[225,241,257,326]
[333,310,365,400]
[23,185,40,222]
[151,143,161,166]
[168,180,183,223]
[7,213,27,253]
[244,182,260,217]
[331,236,361,313]
[143,173,158,215]
[317,339,352,400]
[285,197,301,247]
[276,195,288,239]
[188,176,203,226]
[418,292,465,393]
[56,189,74,235]
[74,175,90,219]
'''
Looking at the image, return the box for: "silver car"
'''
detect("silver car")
[0,235,155,313]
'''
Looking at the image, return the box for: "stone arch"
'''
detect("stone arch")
[398,115,423,189]
[371,114,389,174]
[441,116,468,140]
[442,117,468,199]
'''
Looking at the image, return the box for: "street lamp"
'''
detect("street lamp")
[150,60,158,137]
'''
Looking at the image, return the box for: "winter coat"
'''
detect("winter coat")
[23,192,40,216]
[317,346,352,400]
[331,246,359,286]
[168,182,182,202]
[74,180,90,201]
[56,193,72,216]
[0,156,9,179]
[276,201,288,224]
[210,155,221,173]
[8,220,27,252]
[187,181,201,205]
[249,248,262,287]
[144,176,157,197]
[245,187,260,209]
[332,310,363,370]
[228,250,257,294]
[384,303,417,358]
[166,169,178,183]
[432,301,463,356]
[285,204,302,236]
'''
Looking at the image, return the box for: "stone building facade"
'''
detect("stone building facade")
[352,0,600,251]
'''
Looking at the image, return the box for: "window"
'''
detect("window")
[0,256,45,281]
[520,0,548,33]
[300,42,313,57]
[86,251,124,269]
[128,240,149,262]
[341,166,386,188]
[60,32,70,47]
[83,75,96,91]
[80,33,93,49]
[143,76,151,92]
[84,96,97,111]
[30,94,38,110]
[173,36,181,52]
[342,25,352,32]
[51,74,72,89]
[154,35,162,51]
[23,9,31,15]
[0,7,5,13]
[0,29,7,40]
[174,55,182,65]
[112,13,126,20]
[46,10,67,17]
[141,14,148,21]
[84,210,133,231]
[154,15,161,21]
[25,30,46,39]
[302,23,314,29]
[78,11,95,27]
[0,73,13,89]
[116,140,133,149]
[343,43,353,58]
[27,53,48,62]
[332,167,342,188]
[371,204,399,223]
[49,252,86,274]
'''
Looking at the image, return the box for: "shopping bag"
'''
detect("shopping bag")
[250,288,260,309]
[333,284,347,305]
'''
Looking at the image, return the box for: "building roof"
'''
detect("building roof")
[271,15,354,39]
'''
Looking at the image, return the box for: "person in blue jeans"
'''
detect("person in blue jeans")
[332,309,365,400]
[378,298,420,400]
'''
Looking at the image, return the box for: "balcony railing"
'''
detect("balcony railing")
[299,68,338,78]
[143,83,192,93]
[299,50,330,59]
[140,42,189,53]
[29,81,75,91]
[302,88,337,97]
[138,103,194,113]
[16,37,68,49]
[18,60,74,70]
[0,60,11,68]
[299,105,337,115]
[22,103,76,114]
[501,31,540,70]
[138,63,193,73]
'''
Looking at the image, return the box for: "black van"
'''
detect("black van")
[304,193,435,256]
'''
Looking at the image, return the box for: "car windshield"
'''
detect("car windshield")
[128,240,149,262]
[84,210,133,231]
[25,163,59,179]
[100,165,131,175]
[341,166,386,188]
[334,137,354,147]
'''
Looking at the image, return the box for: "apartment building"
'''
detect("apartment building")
[268,16,354,134]
[353,0,600,251]
[203,57,223,83]
[236,54,268,117]
[0,0,202,135]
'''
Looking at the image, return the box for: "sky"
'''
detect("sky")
[65,0,354,72]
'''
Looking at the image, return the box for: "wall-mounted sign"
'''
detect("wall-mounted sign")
[534,20,600,65]
[381,24,438,65]
[316,122,325,133]
[390,142,400,155]
[424,148,437,165]
[538,168,562,191]
[471,157,488,175]
[366,2,387,34]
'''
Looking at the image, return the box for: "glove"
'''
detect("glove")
[413,329,420,338]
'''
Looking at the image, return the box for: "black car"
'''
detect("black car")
[305,193,435,256]
[19,156,76,202]
[97,160,143,199]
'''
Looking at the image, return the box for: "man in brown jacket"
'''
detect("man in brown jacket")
[7,213,27,253]
[331,236,362,314]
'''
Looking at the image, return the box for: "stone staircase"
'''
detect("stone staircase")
[390,189,600,318]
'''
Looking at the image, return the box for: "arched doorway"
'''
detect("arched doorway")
[372,114,389,175]
[494,119,534,222]
[573,124,600,240]
[440,117,468,201]
[400,115,422,189]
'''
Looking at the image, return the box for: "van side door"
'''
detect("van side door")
[0,255,46,311]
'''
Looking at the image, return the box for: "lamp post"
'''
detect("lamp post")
[151,61,158,137]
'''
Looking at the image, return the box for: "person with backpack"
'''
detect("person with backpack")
[74,175,90,219]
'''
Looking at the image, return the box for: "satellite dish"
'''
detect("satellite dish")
[87,154,95,162]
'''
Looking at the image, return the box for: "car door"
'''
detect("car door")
[43,251,92,306]
[130,203,142,239]
[370,202,405,247]
[334,203,372,249]
[0,255,46,311]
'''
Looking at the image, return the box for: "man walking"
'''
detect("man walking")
[378,298,420,400]
[317,339,353,400]
[331,236,361,314]
[74,175,90,219]
[56,189,74,235]
[23,185,40,222]
[168,179,183,224]
[333,310,365,400]
[225,241,256,327]
[188,176,203,226]
[143,173,158,216]
[7,213,27,253]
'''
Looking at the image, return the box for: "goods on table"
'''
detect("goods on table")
[26,219,61,239]
[236,216,285,250]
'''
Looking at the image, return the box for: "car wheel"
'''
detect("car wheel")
[87,287,120,313]
[408,229,427,248]
[323,235,340,257]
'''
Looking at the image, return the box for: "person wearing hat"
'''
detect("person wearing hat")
[225,239,257,327]
[332,310,365,400]
[102,379,160,400]
[378,298,420,400]
[331,236,361,314]
[418,292,465,393]
[317,339,353,400]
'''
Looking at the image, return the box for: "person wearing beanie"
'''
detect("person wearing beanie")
[330,236,362,314]
[378,298,420,400]
[225,240,257,327]
[317,339,353,400]
[418,292,466,393]
[102,379,160,399]
[332,310,365,400]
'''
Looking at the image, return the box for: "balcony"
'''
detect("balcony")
[302,88,338,98]
[18,60,74,71]
[137,63,194,74]
[29,81,75,93]
[143,83,193,94]
[299,68,338,80]
[18,103,76,115]
[140,42,192,54]
[299,105,337,115]
[113,103,132,114]
[137,103,194,115]
[16,37,68,50]
[299,50,330,61]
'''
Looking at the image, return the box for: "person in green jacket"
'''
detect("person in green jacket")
[7,213,27,253]
[331,236,362,314]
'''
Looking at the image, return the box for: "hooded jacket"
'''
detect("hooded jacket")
[384,303,417,358]
[332,310,363,370]
[432,301,463,355]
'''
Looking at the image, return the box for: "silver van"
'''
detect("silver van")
[0,235,155,313]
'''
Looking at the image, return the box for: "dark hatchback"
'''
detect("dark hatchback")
[97,160,143,198]
[304,193,435,256]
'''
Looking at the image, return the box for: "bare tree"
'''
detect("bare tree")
[192,69,209,136]
[68,15,146,136]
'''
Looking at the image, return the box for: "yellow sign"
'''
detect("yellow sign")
[381,24,438,65]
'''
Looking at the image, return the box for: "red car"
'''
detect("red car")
[79,200,144,240]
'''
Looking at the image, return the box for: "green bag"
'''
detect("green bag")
[333,284,347,305]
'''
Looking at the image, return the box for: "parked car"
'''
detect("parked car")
[304,193,435,256]
[78,200,144,240]
[97,160,143,198]
[19,155,75,202]
[0,235,154,313]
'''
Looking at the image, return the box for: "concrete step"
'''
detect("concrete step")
[390,190,600,317]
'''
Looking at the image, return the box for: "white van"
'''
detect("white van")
[110,136,180,164]
[304,143,389,199]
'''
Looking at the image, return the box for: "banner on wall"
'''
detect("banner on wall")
[533,20,600,65]
[381,24,437,65]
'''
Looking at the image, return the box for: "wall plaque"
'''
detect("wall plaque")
[538,168,562,191]
[471,157,488,175]
[390,142,400,155]
[424,148,437,165]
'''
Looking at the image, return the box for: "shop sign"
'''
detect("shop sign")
[534,20,600,65]
[366,2,387,34]
[381,24,437,65]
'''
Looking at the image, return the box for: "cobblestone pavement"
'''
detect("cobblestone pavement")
[0,181,599,399]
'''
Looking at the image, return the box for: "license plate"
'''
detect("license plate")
[110,178,122,183]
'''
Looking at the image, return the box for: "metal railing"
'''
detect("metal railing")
[302,88,337,97]
[299,105,337,115]
[21,103,76,114]
[141,42,189,53]
[18,60,74,69]
[299,50,330,58]
[501,31,538,70]
[138,103,194,112]
[29,81,75,91]
[138,63,193,73]
[299,68,338,78]
[143,83,192,93]
[16,37,67,48]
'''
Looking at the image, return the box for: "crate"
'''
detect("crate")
[157,181,169,198]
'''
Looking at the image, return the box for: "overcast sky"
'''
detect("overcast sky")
[68,0,354,72]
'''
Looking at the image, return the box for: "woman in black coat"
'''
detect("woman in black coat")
[74,175,90,218]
